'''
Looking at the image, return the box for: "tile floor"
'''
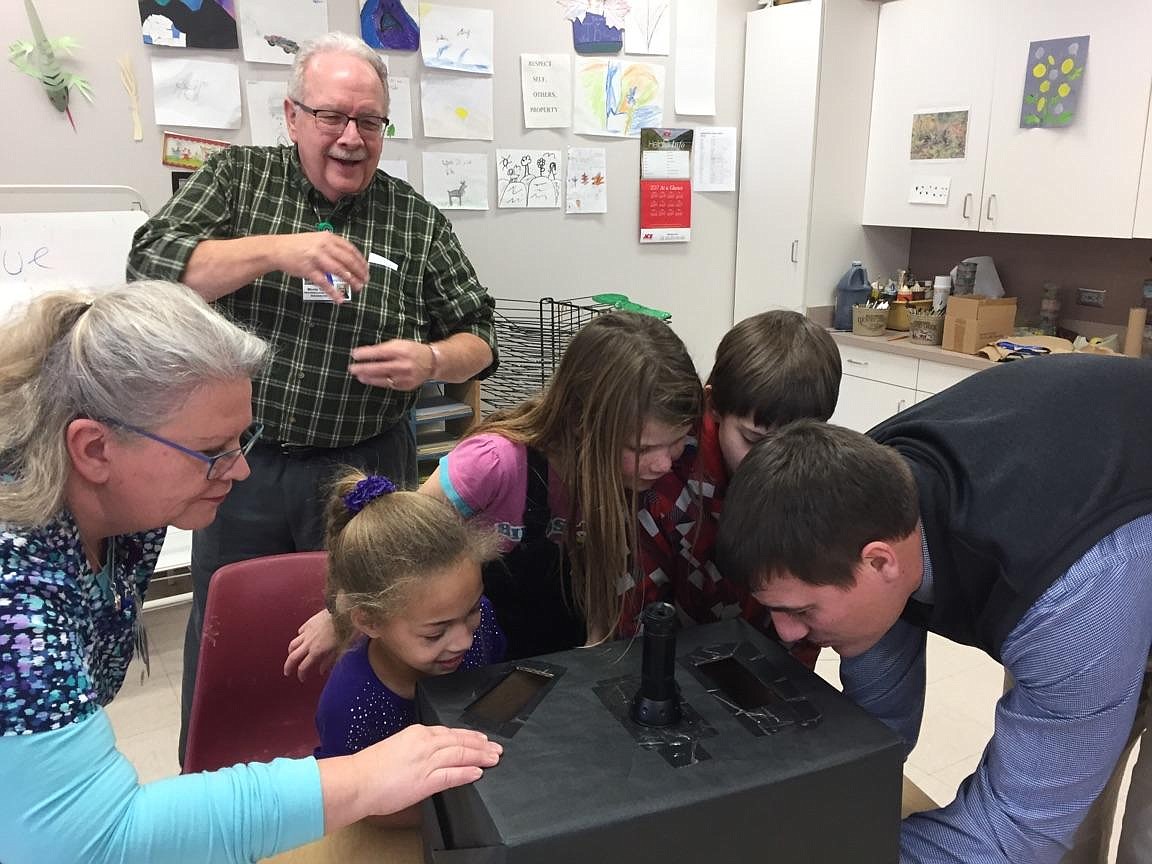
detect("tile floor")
[111,602,1135,859]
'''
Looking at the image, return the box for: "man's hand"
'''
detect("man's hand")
[349,339,437,390]
[284,608,340,681]
[274,232,370,303]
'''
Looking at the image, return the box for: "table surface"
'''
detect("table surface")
[262,776,937,862]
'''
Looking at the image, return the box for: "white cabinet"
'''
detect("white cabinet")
[863,0,1152,239]
[1135,92,1152,238]
[734,0,909,320]
[830,343,982,431]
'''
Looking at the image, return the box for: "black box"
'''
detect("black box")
[417,618,903,864]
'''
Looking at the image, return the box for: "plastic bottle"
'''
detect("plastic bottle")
[833,261,870,330]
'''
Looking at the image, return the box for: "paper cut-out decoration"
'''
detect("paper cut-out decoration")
[422,152,489,210]
[152,56,242,129]
[162,131,230,170]
[9,0,93,130]
[139,0,239,50]
[1020,36,1089,129]
[420,4,494,74]
[238,0,327,65]
[246,80,291,146]
[119,57,143,141]
[574,57,664,137]
[361,0,419,51]
[566,147,607,213]
[624,0,669,56]
[421,74,493,140]
[559,0,629,55]
[910,109,969,160]
[497,149,562,209]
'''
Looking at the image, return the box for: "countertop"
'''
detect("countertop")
[830,330,997,371]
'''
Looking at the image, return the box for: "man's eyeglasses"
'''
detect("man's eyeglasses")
[291,99,389,136]
[100,419,264,480]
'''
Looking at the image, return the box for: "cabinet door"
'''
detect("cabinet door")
[862,0,996,230]
[830,375,916,433]
[981,2,1152,237]
[1133,86,1152,238]
[733,0,821,320]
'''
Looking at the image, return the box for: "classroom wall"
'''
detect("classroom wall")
[0,0,758,374]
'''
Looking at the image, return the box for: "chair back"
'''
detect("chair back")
[183,551,329,774]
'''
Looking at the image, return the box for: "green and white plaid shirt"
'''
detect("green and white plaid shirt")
[128,146,497,448]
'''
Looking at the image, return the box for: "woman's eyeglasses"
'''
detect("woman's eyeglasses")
[99,419,264,480]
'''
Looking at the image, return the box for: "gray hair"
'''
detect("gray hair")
[288,31,389,106]
[0,281,269,526]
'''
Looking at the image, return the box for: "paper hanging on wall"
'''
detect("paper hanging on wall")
[139,0,238,49]
[422,152,489,210]
[421,74,493,140]
[161,131,230,169]
[152,57,242,129]
[237,0,328,65]
[674,0,716,115]
[692,126,737,192]
[246,80,291,147]
[383,76,414,139]
[521,54,572,129]
[420,4,494,74]
[1020,35,1089,128]
[639,127,692,243]
[497,149,562,209]
[378,158,409,182]
[559,1,626,55]
[624,0,670,56]
[910,109,969,160]
[566,147,607,214]
[574,57,664,138]
[361,0,419,51]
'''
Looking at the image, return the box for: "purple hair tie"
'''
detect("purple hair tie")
[343,475,397,515]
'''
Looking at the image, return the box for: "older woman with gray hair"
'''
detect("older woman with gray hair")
[0,282,500,863]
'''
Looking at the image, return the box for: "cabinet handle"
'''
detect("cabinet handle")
[846,358,868,367]
[962,193,972,219]
[986,193,996,222]
[790,239,799,263]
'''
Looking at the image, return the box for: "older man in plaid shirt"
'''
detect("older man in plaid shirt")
[127,32,497,762]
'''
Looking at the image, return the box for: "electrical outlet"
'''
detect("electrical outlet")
[1077,288,1106,308]
[908,177,951,206]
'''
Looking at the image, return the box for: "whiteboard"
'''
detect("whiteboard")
[0,210,148,320]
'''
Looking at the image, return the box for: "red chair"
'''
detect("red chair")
[183,552,330,774]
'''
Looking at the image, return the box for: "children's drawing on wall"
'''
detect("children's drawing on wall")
[497,149,562,209]
[909,109,969,160]
[161,131,230,170]
[237,0,327,65]
[139,0,238,49]
[9,0,93,131]
[361,0,419,51]
[1020,36,1088,128]
[246,80,291,146]
[422,152,489,210]
[566,147,608,214]
[624,0,669,56]
[378,159,409,182]
[152,56,241,128]
[386,76,414,138]
[420,4,494,74]
[421,74,493,140]
[559,0,628,55]
[574,57,664,137]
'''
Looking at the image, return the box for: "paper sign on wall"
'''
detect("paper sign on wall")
[639,127,692,243]
[521,54,572,129]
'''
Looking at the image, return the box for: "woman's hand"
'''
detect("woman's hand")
[284,609,339,681]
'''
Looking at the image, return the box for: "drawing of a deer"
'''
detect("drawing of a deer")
[447,178,467,206]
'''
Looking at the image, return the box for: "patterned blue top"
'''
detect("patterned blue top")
[314,596,506,758]
[1,511,164,736]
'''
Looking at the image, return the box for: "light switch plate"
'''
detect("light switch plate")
[908,176,951,206]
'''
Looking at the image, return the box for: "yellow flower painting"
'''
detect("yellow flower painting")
[1021,36,1089,128]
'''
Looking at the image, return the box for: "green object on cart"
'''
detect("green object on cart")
[591,293,672,320]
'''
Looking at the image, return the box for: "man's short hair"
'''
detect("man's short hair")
[717,420,919,589]
[708,310,841,427]
[289,31,389,107]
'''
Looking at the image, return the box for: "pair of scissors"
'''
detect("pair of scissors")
[994,340,1051,359]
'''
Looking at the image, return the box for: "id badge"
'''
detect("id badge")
[302,276,351,302]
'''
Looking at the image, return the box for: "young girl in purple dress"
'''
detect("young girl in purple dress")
[314,470,505,768]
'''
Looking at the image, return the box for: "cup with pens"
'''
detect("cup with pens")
[908,306,946,345]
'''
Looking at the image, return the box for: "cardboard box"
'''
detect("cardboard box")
[418,619,904,864]
[942,295,1018,354]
